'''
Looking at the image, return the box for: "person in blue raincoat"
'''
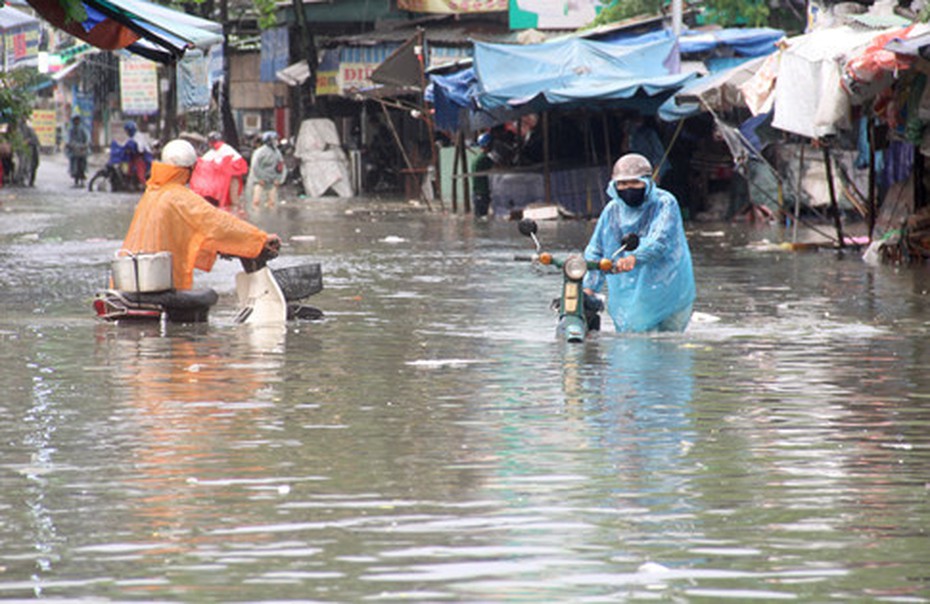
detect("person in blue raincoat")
[582,153,695,333]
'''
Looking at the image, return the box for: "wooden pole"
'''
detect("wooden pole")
[461,132,471,214]
[822,144,845,248]
[451,130,461,213]
[867,118,876,241]
[381,100,432,210]
[793,144,804,243]
[543,111,551,206]
[602,112,612,169]
[584,113,593,216]
[416,29,440,209]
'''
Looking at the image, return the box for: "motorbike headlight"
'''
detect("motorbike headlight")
[563,254,587,280]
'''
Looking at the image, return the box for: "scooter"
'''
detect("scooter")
[87,141,148,193]
[93,252,324,325]
[515,218,639,343]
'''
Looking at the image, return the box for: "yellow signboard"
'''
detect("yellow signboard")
[31,109,57,148]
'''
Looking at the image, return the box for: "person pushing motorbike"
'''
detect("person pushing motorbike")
[119,139,281,291]
[123,120,153,187]
[582,153,695,333]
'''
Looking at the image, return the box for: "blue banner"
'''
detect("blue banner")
[260,27,289,83]
[177,49,210,112]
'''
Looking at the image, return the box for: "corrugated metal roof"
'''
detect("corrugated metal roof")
[321,15,523,47]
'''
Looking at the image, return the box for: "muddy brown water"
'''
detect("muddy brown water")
[1,157,929,601]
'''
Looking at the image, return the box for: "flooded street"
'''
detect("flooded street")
[2,155,930,602]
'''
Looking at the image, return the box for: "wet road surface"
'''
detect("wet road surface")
[0,152,929,601]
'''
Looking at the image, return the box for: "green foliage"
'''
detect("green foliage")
[252,0,278,29]
[588,0,665,28]
[588,0,771,29]
[0,70,39,125]
[0,70,43,152]
[58,0,88,23]
[701,0,770,26]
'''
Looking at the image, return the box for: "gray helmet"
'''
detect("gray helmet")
[207,131,222,143]
[612,153,652,181]
[261,131,278,144]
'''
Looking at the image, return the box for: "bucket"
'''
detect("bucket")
[111,251,173,292]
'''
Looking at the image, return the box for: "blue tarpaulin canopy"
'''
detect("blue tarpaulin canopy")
[594,26,783,58]
[428,27,788,131]
[678,27,785,57]
[473,36,692,112]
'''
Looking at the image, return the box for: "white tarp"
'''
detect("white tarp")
[772,26,886,138]
[295,118,354,197]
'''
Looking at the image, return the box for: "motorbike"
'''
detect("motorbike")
[515,218,639,343]
[88,141,148,193]
[93,252,324,325]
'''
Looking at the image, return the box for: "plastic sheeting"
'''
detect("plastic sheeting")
[190,143,249,209]
[582,179,695,333]
[26,0,221,63]
[295,119,354,198]
[121,162,268,290]
[473,36,693,111]
[771,26,882,139]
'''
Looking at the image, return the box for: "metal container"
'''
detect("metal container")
[111,251,173,292]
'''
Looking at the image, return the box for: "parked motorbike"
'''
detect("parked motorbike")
[93,251,324,325]
[278,138,305,196]
[87,141,147,193]
[515,218,639,343]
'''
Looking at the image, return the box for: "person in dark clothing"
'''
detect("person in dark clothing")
[472,133,494,218]
[21,123,40,187]
[65,115,90,187]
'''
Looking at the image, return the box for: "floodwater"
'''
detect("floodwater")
[1,155,930,602]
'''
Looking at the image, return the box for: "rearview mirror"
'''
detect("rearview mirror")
[518,218,538,237]
[621,233,640,252]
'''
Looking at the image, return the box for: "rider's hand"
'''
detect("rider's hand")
[263,234,281,259]
[614,255,636,273]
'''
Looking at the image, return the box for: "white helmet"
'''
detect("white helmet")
[161,139,198,168]
[612,153,652,181]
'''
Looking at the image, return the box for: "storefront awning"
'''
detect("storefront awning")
[27,0,222,63]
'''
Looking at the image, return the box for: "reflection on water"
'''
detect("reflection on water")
[1,184,930,600]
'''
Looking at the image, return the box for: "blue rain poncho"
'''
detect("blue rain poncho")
[583,178,695,333]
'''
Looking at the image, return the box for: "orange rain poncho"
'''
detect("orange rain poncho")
[120,161,269,290]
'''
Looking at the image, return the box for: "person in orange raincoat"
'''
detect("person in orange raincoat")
[190,131,250,211]
[120,139,281,291]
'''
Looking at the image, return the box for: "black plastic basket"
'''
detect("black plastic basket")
[272,263,323,301]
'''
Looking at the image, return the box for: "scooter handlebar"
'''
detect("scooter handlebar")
[514,254,536,262]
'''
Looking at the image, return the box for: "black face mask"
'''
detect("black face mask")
[617,187,646,207]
